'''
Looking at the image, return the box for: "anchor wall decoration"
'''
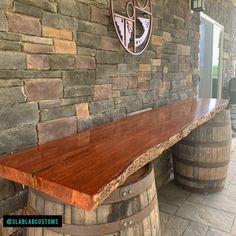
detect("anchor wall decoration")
[110,0,153,55]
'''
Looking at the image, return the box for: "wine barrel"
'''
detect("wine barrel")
[172,110,232,193]
[0,179,28,217]
[230,104,236,137]
[27,163,161,236]
[154,150,172,190]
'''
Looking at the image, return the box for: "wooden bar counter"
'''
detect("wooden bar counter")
[0,98,228,211]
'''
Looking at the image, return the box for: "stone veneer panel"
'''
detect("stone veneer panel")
[24,79,63,101]
[6,12,41,36]
[37,117,77,144]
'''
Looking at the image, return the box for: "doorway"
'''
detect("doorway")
[199,13,224,99]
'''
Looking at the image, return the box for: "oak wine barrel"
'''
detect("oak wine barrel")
[172,110,232,193]
[0,179,28,217]
[153,150,172,190]
[229,104,236,136]
[27,163,161,236]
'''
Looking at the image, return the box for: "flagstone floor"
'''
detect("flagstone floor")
[158,138,236,236]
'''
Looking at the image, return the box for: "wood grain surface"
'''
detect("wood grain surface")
[0,98,229,210]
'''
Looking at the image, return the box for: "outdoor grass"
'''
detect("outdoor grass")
[212,65,219,78]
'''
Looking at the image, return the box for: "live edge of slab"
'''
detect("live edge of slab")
[0,98,229,211]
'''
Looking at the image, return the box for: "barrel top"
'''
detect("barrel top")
[0,98,228,210]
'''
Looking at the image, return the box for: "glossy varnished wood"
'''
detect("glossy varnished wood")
[0,98,228,210]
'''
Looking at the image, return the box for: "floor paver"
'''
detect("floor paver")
[159,201,178,215]
[232,176,236,185]
[183,222,208,236]
[160,212,189,236]
[228,162,236,175]
[189,193,236,214]
[206,228,233,236]
[231,218,236,235]
[175,201,234,232]
[158,182,190,207]
[227,184,236,198]
[158,137,236,235]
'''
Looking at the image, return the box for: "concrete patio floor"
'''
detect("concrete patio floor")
[158,138,236,236]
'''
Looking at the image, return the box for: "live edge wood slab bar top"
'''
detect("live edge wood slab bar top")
[0,98,229,211]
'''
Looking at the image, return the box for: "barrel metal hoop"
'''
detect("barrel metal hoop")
[28,194,158,236]
[106,163,154,203]
[174,172,227,183]
[180,139,231,148]
[173,155,230,168]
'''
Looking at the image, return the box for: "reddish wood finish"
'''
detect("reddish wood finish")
[0,98,228,210]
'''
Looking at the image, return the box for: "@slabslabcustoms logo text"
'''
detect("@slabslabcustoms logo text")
[110,0,152,55]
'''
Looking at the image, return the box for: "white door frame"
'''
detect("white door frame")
[200,12,224,98]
